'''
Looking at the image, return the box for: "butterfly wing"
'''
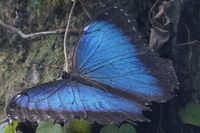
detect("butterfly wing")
[73,7,178,103]
[6,80,147,124]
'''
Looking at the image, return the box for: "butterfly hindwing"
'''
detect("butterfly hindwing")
[6,80,147,124]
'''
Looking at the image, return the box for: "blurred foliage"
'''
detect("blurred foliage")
[28,0,47,16]
[28,0,68,16]
[3,121,18,133]
[67,120,92,133]
[178,103,200,127]
[26,0,71,31]
[100,124,120,133]
[10,120,137,133]
[35,120,92,133]
[36,120,63,133]
[119,123,137,133]
[100,123,137,133]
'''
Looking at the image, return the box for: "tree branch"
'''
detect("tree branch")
[63,0,77,73]
[0,20,67,38]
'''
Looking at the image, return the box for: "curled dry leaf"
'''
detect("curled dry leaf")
[149,0,181,50]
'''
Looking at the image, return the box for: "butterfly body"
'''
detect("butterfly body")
[6,6,178,124]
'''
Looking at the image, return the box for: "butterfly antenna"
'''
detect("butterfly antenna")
[63,0,77,73]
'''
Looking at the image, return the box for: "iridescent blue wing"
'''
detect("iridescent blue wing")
[6,80,147,124]
[73,7,178,103]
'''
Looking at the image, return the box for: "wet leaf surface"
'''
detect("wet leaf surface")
[179,103,200,127]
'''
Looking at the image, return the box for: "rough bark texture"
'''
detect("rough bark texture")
[0,0,200,133]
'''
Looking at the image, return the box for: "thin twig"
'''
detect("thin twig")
[181,22,191,42]
[63,0,77,73]
[79,0,92,19]
[182,22,192,59]
[175,40,200,47]
[0,20,67,38]
[21,29,66,38]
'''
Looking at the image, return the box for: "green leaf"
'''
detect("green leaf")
[3,121,18,133]
[100,124,120,133]
[36,120,63,133]
[178,103,200,127]
[62,123,68,133]
[68,120,92,133]
[120,123,137,133]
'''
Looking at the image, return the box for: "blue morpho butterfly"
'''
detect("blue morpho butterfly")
[6,6,178,124]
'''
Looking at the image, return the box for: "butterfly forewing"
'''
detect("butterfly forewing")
[73,7,177,103]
